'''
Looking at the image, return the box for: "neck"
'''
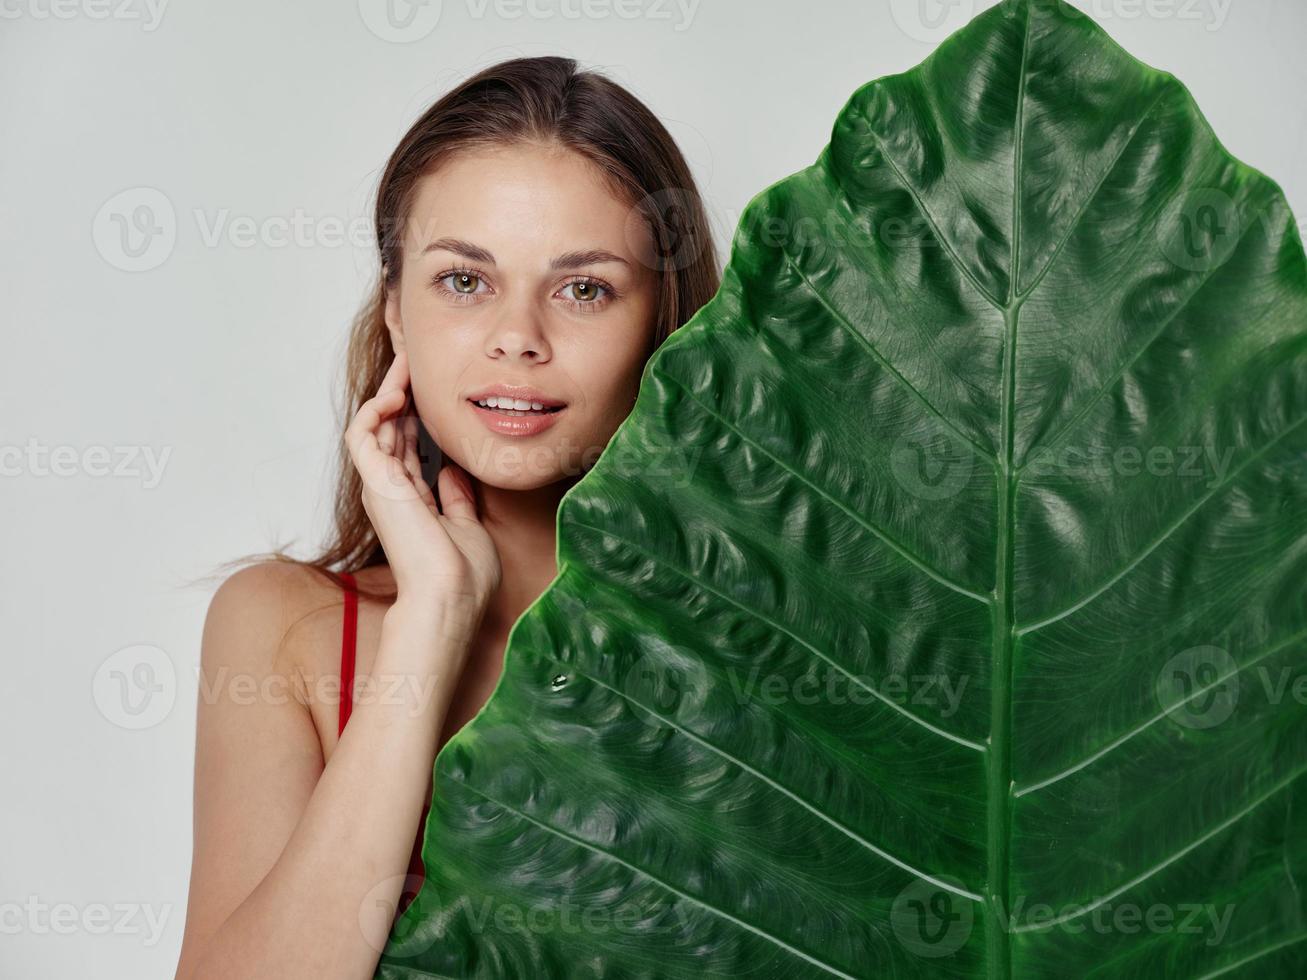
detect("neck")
[474,474,579,632]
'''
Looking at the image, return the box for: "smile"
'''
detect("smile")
[468,398,566,436]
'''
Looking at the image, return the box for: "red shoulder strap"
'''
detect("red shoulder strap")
[338,571,358,736]
[334,569,427,915]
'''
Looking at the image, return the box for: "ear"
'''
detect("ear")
[382,270,406,354]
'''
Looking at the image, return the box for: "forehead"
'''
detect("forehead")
[404,143,650,262]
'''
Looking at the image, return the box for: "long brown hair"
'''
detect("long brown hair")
[216,55,721,604]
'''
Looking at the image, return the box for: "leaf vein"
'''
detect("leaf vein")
[1015,83,1172,302]
[567,517,986,753]
[775,242,998,467]
[656,369,991,605]
[1193,930,1307,979]
[1011,763,1307,932]
[1013,627,1307,796]
[850,99,1006,311]
[1017,414,1307,635]
[451,780,862,979]
[565,659,984,901]
[1016,202,1262,471]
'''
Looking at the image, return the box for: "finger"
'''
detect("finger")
[348,384,406,434]
[351,352,409,451]
[400,415,437,511]
[345,387,406,466]
[359,441,423,502]
[347,386,402,462]
[435,463,478,523]
[376,356,411,455]
[377,350,409,398]
[377,388,406,456]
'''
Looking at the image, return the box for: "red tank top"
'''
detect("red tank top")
[338,571,429,918]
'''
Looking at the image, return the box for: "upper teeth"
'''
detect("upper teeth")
[476,396,547,411]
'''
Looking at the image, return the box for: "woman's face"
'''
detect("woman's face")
[385,142,660,491]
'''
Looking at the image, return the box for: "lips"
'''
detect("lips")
[468,398,566,437]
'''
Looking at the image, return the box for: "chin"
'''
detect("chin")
[436,429,585,493]
[471,463,575,492]
[425,405,607,493]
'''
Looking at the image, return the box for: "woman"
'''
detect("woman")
[173,55,720,980]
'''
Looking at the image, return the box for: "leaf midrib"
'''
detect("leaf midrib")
[986,7,1034,978]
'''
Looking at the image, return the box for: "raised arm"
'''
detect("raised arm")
[172,563,475,980]
[175,351,501,979]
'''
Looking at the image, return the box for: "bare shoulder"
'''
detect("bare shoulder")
[203,564,342,704]
[203,561,389,751]
[208,561,397,749]
[203,561,338,674]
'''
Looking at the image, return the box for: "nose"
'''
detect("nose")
[483,303,552,364]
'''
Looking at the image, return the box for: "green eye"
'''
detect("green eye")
[563,280,608,304]
[431,268,490,301]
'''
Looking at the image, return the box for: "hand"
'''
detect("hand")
[344,351,502,625]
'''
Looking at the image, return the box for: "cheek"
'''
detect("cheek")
[569,332,650,430]
[402,304,478,403]
[403,340,462,446]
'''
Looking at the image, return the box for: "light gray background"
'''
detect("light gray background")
[1,1,1303,977]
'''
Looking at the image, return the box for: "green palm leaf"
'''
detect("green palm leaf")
[376,1,1307,975]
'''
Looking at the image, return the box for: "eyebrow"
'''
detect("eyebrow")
[420,237,630,270]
